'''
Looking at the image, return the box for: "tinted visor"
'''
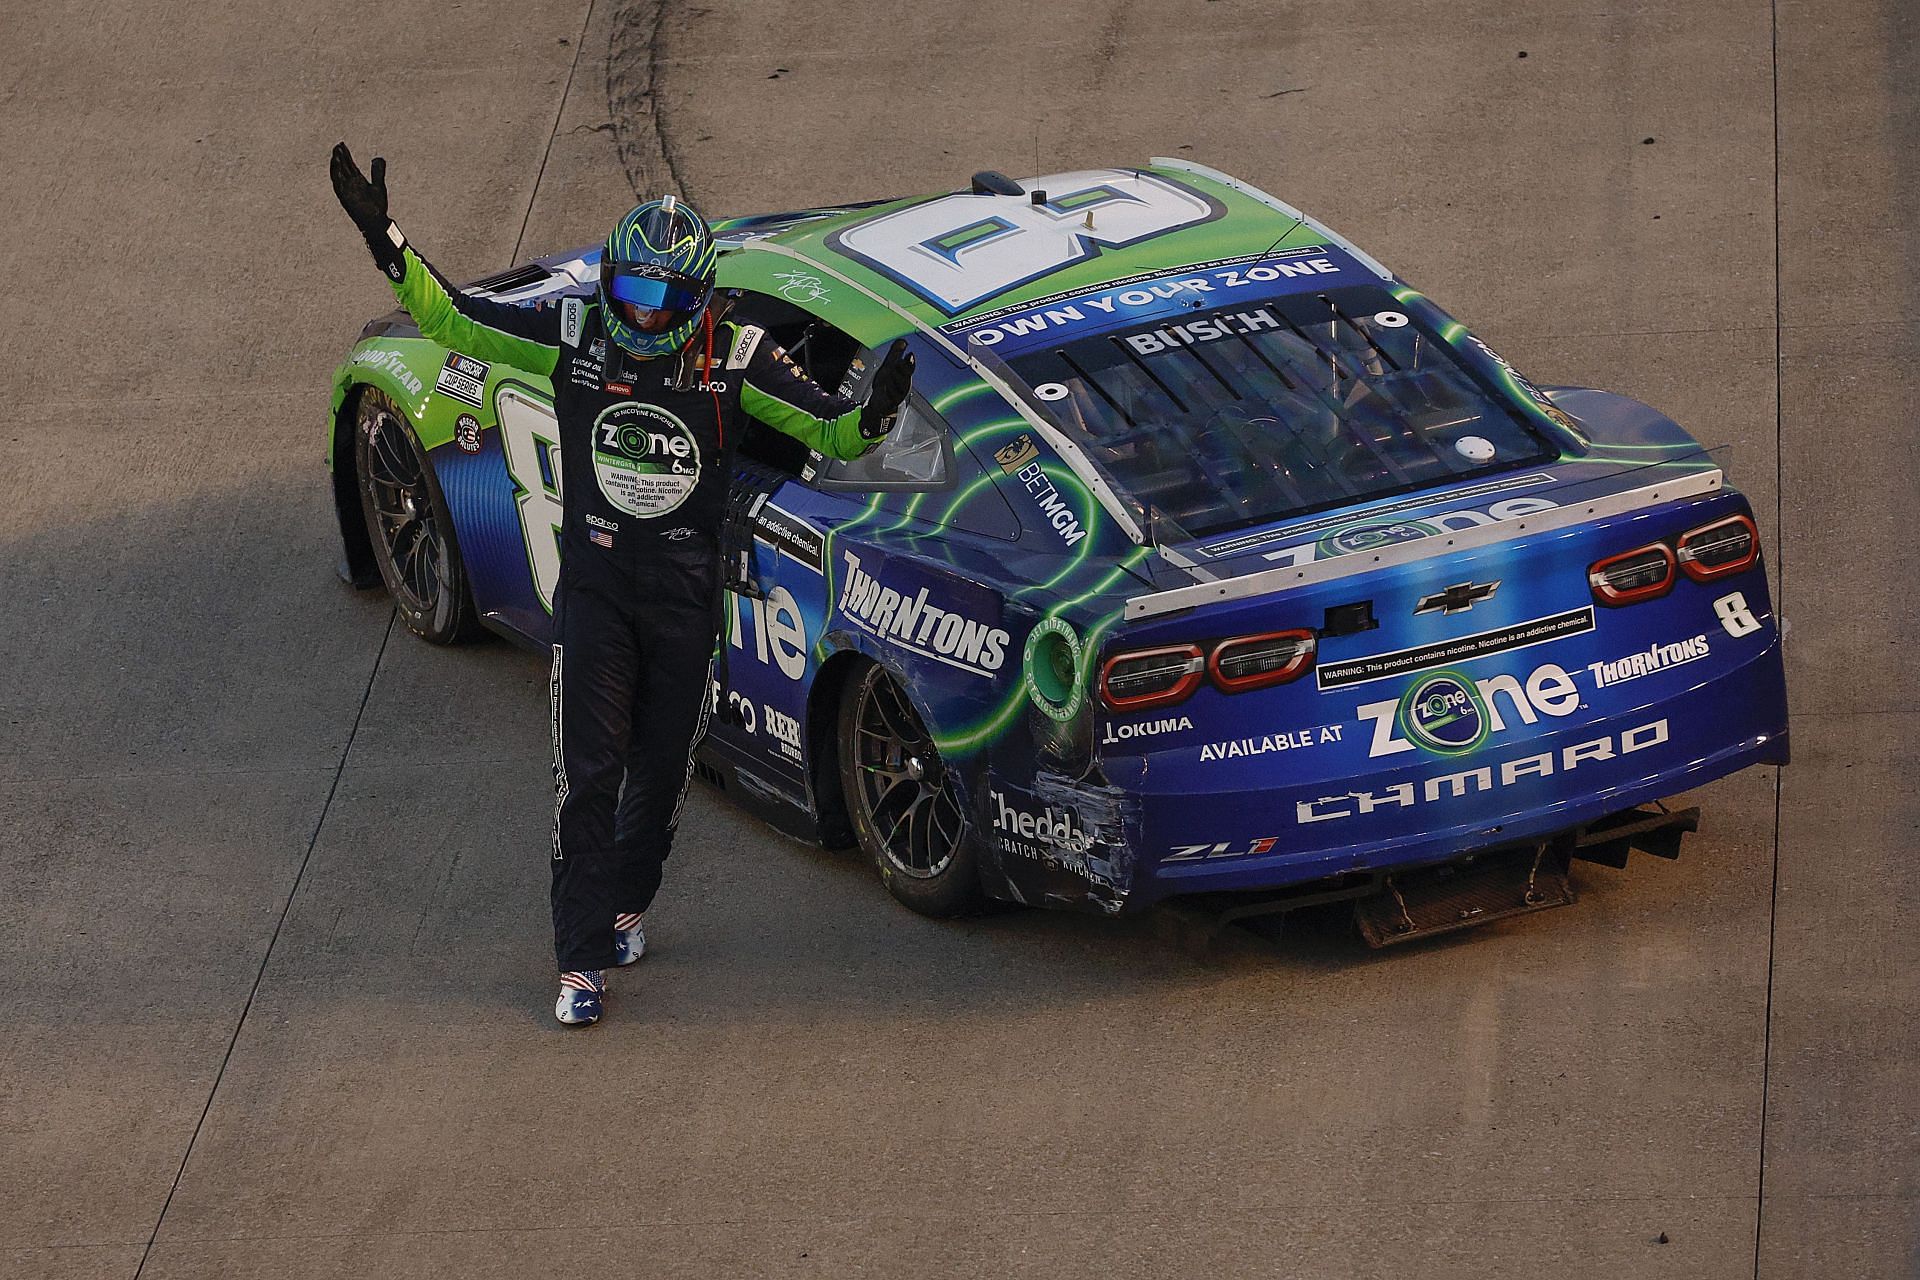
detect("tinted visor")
[607,271,707,315]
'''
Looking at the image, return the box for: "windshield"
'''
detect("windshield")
[998,286,1558,539]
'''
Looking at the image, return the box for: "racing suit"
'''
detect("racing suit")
[385,246,888,971]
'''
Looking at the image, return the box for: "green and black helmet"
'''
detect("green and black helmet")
[599,195,719,358]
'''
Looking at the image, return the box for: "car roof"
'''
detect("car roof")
[712,160,1394,349]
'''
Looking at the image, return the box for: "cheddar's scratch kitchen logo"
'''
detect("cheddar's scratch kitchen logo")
[836,552,1010,678]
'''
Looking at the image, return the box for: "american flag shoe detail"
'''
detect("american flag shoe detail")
[555,969,606,1026]
[614,913,647,966]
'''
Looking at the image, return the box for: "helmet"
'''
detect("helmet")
[599,195,718,358]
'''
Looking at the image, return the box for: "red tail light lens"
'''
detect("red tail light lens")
[1208,629,1318,692]
[1677,514,1759,581]
[1100,644,1204,710]
[1589,543,1676,606]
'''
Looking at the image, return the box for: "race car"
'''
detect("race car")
[326,159,1788,942]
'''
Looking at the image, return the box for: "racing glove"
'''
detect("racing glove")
[330,142,408,281]
[858,339,915,440]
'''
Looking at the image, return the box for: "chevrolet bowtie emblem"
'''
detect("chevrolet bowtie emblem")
[1415,580,1501,615]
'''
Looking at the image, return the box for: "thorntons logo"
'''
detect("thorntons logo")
[1588,635,1710,688]
[837,551,1009,678]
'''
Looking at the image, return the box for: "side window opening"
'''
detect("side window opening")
[727,289,866,476]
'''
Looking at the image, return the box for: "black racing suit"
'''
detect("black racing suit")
[385,244,886,971]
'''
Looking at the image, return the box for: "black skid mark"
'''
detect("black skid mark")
[605,0,693,203]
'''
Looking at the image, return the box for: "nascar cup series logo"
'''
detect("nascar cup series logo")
[1396,670,1490,756]
[590,402,700,518]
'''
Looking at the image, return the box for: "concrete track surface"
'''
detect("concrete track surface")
[1,1,1913,1276]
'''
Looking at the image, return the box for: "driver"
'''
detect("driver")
[330,143,915,1026]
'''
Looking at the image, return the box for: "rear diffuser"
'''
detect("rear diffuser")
[1355,844,1574,948]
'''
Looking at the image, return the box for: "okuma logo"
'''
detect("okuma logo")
[1397,672,1489,756]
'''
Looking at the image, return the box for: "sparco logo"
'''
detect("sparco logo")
[1588,635,1710,688]
[837,551,1009,677]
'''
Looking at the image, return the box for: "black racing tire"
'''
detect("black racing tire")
[352,387,484,644]
[837,662,984,917]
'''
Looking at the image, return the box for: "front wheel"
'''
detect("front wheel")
[838,663,983,917]
[353,387,483,644]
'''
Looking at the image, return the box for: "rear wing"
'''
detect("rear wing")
[1123,468,1725,621]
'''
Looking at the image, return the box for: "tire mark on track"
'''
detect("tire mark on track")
[607,0,693,203]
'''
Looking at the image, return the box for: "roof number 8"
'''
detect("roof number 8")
[831,170,1219,315]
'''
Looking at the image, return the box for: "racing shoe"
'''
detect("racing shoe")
[555,970,606,1026]
[613,913,647,966]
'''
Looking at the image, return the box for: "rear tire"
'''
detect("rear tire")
[352,387,484,644]
[837,663,984,917]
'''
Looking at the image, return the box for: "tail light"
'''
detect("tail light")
[1209,630,1317,693]
[1677,514,1759,581]
[1100,629,1319,712]
[1100,644,1204,710]
[1588,543,1676,607]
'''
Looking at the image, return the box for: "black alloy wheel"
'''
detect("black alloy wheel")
[838,663,983,917]
[353,387,482,643]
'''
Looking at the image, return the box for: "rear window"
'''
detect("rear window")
[1000,287,1556,538]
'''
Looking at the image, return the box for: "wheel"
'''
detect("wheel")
[353,387,483,644]
[838,663,983,917]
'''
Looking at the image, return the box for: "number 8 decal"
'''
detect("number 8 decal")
[1713,590,1762,638]
[496,386,566,612]
[829,170,1222,315]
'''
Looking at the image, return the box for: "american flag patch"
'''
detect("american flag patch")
[589,529,614,549]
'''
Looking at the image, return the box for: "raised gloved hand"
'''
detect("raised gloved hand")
[330,142,406,280]
[859,339,915,440]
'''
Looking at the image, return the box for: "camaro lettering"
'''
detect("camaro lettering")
[1296,720,1671,823]
[837,552,1009,677]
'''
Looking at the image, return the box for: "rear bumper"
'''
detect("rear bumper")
[1131,727,1783,905]
[1118,639,1789,907]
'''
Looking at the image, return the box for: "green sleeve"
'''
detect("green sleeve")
[390,246,562,377]
[734,323,877,460]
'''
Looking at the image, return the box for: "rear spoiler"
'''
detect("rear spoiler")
[1123,468,1724,621]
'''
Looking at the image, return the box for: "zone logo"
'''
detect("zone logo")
[1358,661,1583,758]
